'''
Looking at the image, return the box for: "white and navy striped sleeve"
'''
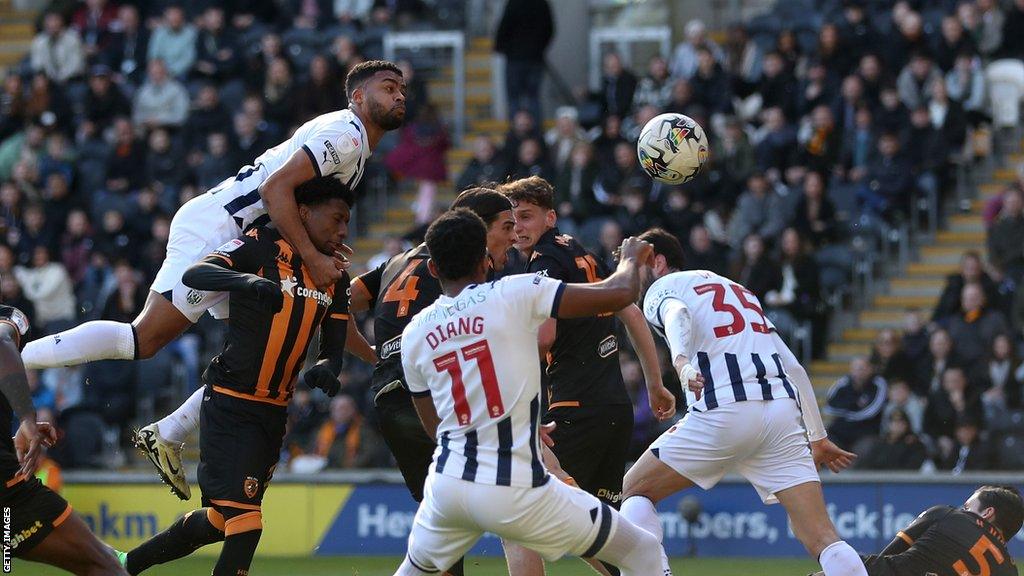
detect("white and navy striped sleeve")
[301,121,365,184]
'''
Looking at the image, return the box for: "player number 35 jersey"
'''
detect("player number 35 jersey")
[401,274,566,489]
[644,270,797,412]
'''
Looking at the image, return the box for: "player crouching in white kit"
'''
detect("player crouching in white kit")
[395,209,668,576]
[619,228,866,576]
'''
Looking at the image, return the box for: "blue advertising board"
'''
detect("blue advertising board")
[314,480,1024,558]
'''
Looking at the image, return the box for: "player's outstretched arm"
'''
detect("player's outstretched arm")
[555,237,651,319]
[617,304,675,420]
[259,151,351,289]
[183,259,284,313]
[0,324,44,476]
[770,331,855,473]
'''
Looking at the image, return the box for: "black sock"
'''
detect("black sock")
[126,508,224,575]
[447,556,466,576]
[213,529,262,576]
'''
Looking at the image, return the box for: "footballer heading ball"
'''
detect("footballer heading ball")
[637,113,710,185]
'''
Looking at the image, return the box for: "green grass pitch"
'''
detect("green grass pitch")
[28,556,819,575]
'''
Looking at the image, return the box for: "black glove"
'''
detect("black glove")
[303,363,340,397]
[247,277,284,313]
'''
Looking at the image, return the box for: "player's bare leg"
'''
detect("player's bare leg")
[775,481,867,576]
[20,510,128,575]
[504,541,614,576]
[620,450,696,576]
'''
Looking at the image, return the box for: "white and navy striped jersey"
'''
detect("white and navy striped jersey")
[643,270,797,412]
[209,109,370,231]
[401,274,566,488]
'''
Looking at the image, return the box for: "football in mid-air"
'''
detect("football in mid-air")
[637,113,710,185]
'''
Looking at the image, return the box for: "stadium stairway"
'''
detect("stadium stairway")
[0,0,36,74]
[809,165,1018,393]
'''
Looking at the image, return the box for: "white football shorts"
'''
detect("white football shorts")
[405,472,618,573]
[649,398,819,504]
[150,189,241,322]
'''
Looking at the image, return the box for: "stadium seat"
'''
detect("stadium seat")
[997,434,1024,469]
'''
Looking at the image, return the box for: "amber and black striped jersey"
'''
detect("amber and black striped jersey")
[200,227,350,406]
[527,228,631,408]
[865,506,1016,576]
[355,244,441,399]
[0,305,30,485]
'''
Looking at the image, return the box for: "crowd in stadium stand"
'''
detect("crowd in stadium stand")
[2,0,1024,474]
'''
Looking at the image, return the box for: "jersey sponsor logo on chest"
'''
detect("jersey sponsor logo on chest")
[598,335,619,358]
[280,275,332,307]
[379,335,402,360]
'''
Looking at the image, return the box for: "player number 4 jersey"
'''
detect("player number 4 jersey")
[644,270,797,412]
[401,274,566,488]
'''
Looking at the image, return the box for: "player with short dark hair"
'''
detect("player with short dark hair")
[21,60,406,501]
[345,187,519,576]
[500,176,675,576]
[846,486,1022,576]
[0,306,127,574]
[119,177,353,576]
[394,209,667,576]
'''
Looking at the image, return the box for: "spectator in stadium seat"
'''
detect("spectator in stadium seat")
[105,117,146,194]
[897,52,942,111]
[764,227,821,342]
[509,138,552,183]
[816,24,852,81]
[314,394,381,468]
[874,85,911,137]
[590,113,626,167]
[385,103,450,224]
[545,106,586,173]
[824,356,888,452]
[882,380,925,436]
[999,0,1024,59]
[798,61,840,122]
[502,109,545,166]
[632,55,674,111]
[858,408,927,471]
[934,15,977,73]
[670,19,724,80]
[929,80,967,151]
[553,142,600,227]
[593,220,624,271]
[81,65,130,132]
[987,188,1024,283]
[731,234,781,302]
[59,209,94,284]
[132,59,189,129]
[792,172,837,250]
[858,132,914,221]
[887,10,929,74]
[934,251,1000,322]
[30,12,85,84]
[869,328,915,386]
[905,106,949,202]
[754,106,797,173]
[195,132,235,190]
[981,333,1023,413]
[191,7,240,84]
[0,274,34,333]
[943,282,1010,367]
[231,112,273,168]
[727,173,787,249]
[756,51,799,121]
[614,184,659,237]
[836,1,876,64]
[975,0,1005,58]
[598,51,638,119]
[945,53,987,125]
[147,5,197,79]
[0,74,26,143]
[494,0,554,122]
[11,204,56,264]
[457,136,508,192]
[94,209,134,264]
[925,366,984,445]
[939,418,995,472]
[798,105,841,175]
[658,187,701,244]
[145,127,186,193]
[262,57,297,129]
[296,55,345,123]
[284,385,326,461]
[103,4,148,87]
[72,0,119,63]
[690,46,733,116]
[101,259,146,324]
[14,246,76,332]
[183,84,231,153]
[724,24,764,95]
[915,328,958,396]
[685,224,727,276]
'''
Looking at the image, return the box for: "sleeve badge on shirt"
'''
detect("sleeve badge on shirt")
[215,238,245,253]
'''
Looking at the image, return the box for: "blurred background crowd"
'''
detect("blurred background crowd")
[2,0,1024,477]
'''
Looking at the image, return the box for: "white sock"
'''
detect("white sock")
[155,388,204,444]
[621,496,670,574]
[594,508,664,576]
[819,541,867,576]
[22,321,136,369]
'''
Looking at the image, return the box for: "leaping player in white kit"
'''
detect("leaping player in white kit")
[396,209,669,576]
[20,60,407,500]
[618,228,866,576]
